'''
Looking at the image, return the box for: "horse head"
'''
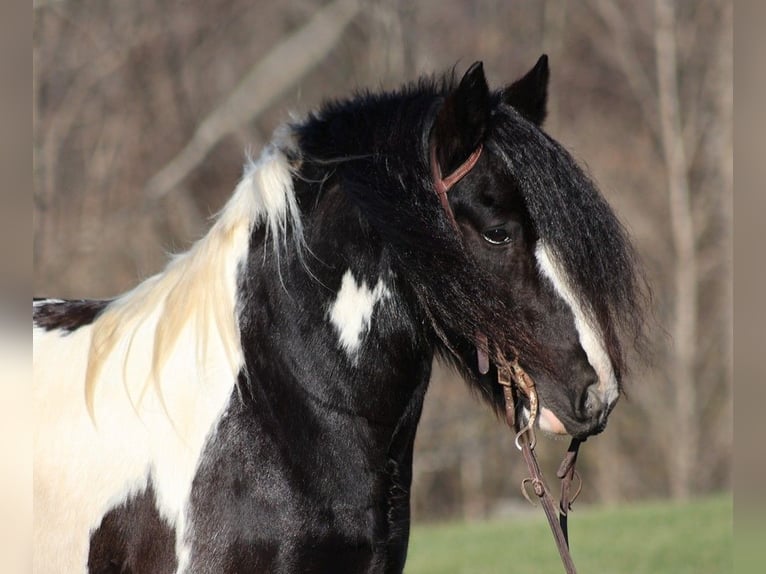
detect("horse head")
[425,57,644,440]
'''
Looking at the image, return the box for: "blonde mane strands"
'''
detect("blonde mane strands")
[84,144,303,417]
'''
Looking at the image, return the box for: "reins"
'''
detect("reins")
[497,359,582,574]
[430,141,582,574]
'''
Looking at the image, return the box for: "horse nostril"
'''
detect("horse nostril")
[579,382,606,421]
[570,382,617,438]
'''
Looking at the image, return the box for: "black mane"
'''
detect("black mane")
[290,77,645,389]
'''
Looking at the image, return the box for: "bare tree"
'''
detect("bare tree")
[583,0,732,499]
[146,0,361,200]
[652,0,697,500]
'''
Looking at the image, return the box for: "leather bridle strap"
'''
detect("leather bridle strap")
[557,438,582,547]
[518,433,580,574]
[429,144,483,229]
[429,141,493,376]
[429,143,493,376]
[499,364,581,574]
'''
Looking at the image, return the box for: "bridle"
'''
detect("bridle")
[430,141,583,574]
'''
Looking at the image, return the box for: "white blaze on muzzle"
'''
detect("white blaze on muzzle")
[534,242,619,409]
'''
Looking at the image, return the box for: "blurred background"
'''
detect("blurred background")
[33,0,731,531]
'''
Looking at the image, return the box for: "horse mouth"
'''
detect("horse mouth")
[538,407,569,435]
[516,394,569,437]
[544,406,611,440]
[520,399,608,438]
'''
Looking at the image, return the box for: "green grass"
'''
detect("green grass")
[406,493,732,574]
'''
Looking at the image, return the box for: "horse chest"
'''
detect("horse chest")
[176,395,412,573]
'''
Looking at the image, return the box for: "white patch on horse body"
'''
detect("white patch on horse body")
[33,144,301,573]
[329,270,390,358]
[534,243,619,408]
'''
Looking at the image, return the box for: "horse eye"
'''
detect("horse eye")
[482,227,512,245]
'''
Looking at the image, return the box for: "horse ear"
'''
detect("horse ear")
[432,61,490,175]
[501,54,549,126]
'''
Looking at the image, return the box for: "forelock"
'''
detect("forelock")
[487,104,647,376]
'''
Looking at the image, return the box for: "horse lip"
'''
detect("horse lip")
[519,402,570,437]
[568,412,609,440]
[538,406,569,435]
[579,395,618,438]
[583,418,607,438]
[534,402,610,439]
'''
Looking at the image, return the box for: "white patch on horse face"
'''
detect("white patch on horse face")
[329,270,390,358]
[535,243,619,409]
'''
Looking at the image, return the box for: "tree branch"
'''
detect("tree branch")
[654,0,698,500]
[145,0,361,200]
[587,0,661,148]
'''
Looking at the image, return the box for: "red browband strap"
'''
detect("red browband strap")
[430,144,483,229]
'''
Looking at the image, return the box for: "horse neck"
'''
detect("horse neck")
[236,223,434,462]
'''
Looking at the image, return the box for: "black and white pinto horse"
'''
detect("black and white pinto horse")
[33,57,644,573]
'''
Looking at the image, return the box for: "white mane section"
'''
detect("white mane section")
[535,242,619,407]
[84,144,300,412]
[33,143,302,573]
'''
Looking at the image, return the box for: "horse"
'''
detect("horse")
[33,56,645,573]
